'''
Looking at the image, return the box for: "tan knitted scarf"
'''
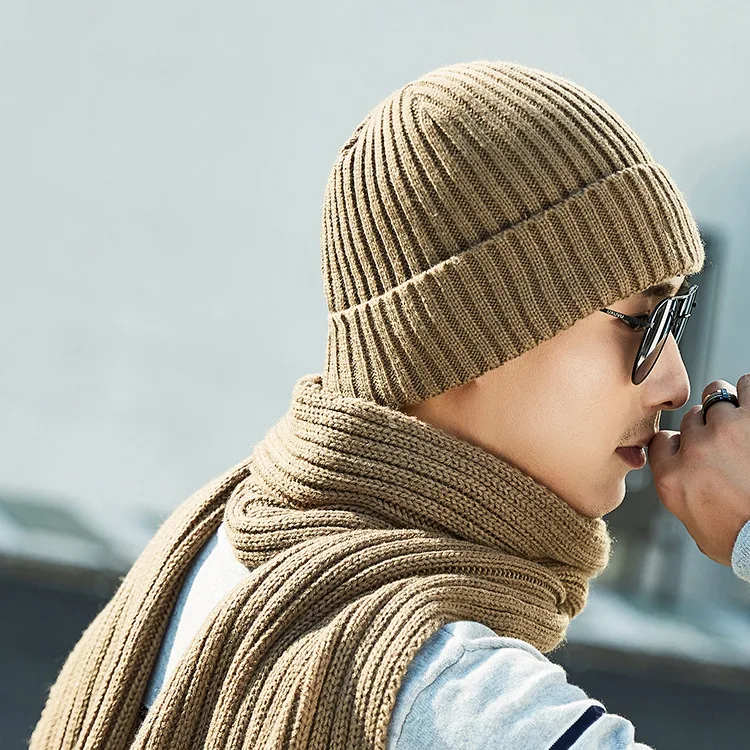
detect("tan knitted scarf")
[31,374,611,749]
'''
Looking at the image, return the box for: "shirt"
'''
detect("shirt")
[143,519,750,748]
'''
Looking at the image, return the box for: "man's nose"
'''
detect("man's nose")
[651,333,691,410]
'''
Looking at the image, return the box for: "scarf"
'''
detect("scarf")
[30,374,611,749]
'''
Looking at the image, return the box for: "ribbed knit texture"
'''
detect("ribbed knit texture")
[321,61,705,407]
[30,375,610,749]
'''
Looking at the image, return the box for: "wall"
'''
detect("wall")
[2,0,749,578]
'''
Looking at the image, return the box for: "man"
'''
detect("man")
[31,61,750,749]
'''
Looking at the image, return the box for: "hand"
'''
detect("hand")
[647,375,750,566]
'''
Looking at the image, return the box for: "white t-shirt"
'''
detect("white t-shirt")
[143,519,750,748]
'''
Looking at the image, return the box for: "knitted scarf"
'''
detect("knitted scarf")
[30,374,611,749]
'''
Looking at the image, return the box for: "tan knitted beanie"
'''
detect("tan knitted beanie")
[321,60,705,408]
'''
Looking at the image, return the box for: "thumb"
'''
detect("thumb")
[647,429,681,472]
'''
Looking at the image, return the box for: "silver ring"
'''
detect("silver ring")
[702,388,740,424]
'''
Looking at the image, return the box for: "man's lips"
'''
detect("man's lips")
[616,446,647,469]
[616,432,656,470]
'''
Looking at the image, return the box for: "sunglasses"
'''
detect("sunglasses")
[599,284,699,385]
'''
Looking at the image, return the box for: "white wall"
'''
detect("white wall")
[2,1,749,548]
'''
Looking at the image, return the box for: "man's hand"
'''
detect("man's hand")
[648,374,750,566]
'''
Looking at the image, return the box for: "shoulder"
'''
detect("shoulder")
[388,621,651,750]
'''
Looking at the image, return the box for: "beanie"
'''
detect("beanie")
[320,60,706,408]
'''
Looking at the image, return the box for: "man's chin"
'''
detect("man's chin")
[594,477,628,518]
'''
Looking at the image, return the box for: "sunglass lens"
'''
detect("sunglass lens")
[632,286,697,384]
[633,328,670,384]
[673,316,688,344]
[633,303,676,385]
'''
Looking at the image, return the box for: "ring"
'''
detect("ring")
[702,388,740,424]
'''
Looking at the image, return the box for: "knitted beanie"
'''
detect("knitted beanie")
[320,60,705,408]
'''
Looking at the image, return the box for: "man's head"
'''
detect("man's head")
[402,273,690,517]
[318,61,705,514]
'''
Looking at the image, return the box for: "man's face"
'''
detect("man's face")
[401,275,690,518]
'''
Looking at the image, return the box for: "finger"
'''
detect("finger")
[702,380,740,424]
[737,373,750,409]
[701,379,735,402]
[648,430,680,473]
[680,404,704,439]
[647,429,683,513]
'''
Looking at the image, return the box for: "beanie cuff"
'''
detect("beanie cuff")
[322,162,705,408]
